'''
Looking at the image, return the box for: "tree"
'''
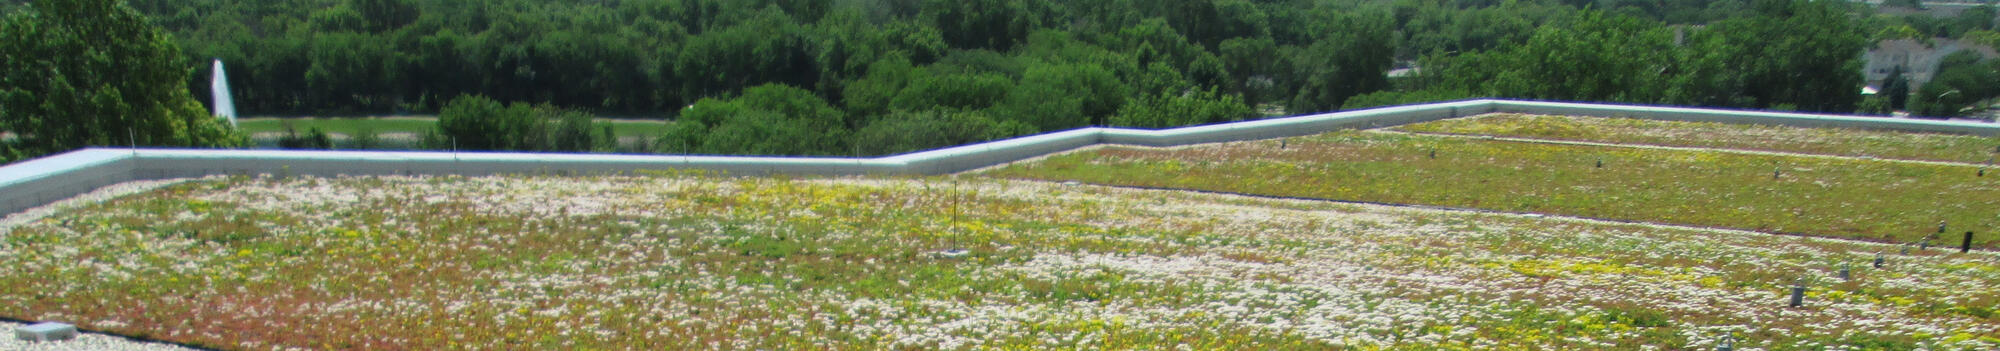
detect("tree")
[431,94,609,152]
[922,0,1045,51]
[1947,5,1996,37]
[1882,65,1910,111]
[305,32,399,112]
[351,0,418,32]
[432,94,543,151]
[0,0,244,162]
[277,125,333,149]
[842,56,917,121]
[657,84,851,156]
[674,8,818,101]
[889,70,1013,112]
[1285,12,1394,112]
[999,62,1127,131]
[1218,37,1280,106]
[1908,52,1999,118]
[1677,0,1866,112]
[1491,11,1676,103]
[853,110,1028,155]
[1110,88,1256,128]
[547,108,604,153]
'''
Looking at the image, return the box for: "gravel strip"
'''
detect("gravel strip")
[2,321,207,351]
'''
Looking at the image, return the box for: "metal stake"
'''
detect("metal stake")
[1963,231,1974,253]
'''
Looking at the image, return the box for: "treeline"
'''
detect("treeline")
[1908,51,2000,117]
[1874,0,1998,44]
[4,0,1948,160]
[137,0,1434,155]
[1,0,246,162]
[1352,0,1876,114]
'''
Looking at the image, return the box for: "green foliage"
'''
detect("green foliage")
[658,84,850,156]
[1947,6,1996,38]
[852,110,1028,155]
[277,126,332,150]
[548,109,601,153]
[1217,37,1281,105]
[1109,88,1255,129]
[1882,65,1910,111]
[0,0,245,162]
[433,95,541,151]
[94,0,1896,158]
[922,0,1049,51]
[350,0,417,33]
[841,56,918,121]
[1392,0,1565,60]
[1000,62,1127,130]
[889,70,1014,112]
[1340,89,1477,110]
[1908,52,2000,118]
[432,94,607,152]
[1283,12,1394,113]
[1416,0,1867,113]
[1676,0,1867,112]
[346,125,381,150]
[1965,30,2000,49]
[304,32,398,113]
[1856,95,1892,116]
[1430,11,1675,104]
[674,7,817,101]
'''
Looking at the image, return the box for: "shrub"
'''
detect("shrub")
[432,94,604,152]
[277,126,332,149]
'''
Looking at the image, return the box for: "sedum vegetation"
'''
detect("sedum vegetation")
[986,128,2000,249]
[1398,114,2000,163]
[1,174,1996,350]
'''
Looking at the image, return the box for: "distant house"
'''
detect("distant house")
[1862,38,1999,89]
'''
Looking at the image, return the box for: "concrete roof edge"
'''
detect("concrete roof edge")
[0,148,135,188]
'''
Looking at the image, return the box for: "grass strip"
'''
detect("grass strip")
[984,130,2000,248]
[1396,114,2000,164]
[237,117,671,140]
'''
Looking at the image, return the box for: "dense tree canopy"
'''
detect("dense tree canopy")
[6,0,1902,158]
[0,0,244,162]
[1354,0,1871,114]
[1909,52,2000,118]
[430,94,608,152]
